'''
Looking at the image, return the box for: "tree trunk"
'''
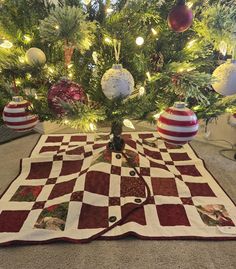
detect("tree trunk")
[108,120,125,152]
[64,43,75,68]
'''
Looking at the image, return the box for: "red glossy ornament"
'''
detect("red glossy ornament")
[48,79,87,117]
[168,1,193,33]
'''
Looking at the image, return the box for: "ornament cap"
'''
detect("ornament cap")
[177,0,186,5]
[112,64,123,70]
[12,96,24,103]
[174,102,186,109]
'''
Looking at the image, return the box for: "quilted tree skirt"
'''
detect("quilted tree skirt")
[0,132,236,246]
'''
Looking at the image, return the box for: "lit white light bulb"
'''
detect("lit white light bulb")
[104,37,112,44]
[139,86,146,96]
[18,56,25,63]
[219,40,228,56]
[151,28,158,36]
[92,51,98,64]
[89,123,97,131]
[146,71,151,81]
[107,8,114,14]
[23,35,32,43]
[136,37,144,46]
[0,40,13,49]
[187,39,197,49]
[187,2,193,8]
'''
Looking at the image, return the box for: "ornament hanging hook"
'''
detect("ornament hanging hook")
[231,31,236,61]
[113,39,121,64]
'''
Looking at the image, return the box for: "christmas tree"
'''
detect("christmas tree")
[0,0,236,145]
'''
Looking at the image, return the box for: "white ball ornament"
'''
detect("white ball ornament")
[25,47,46,66]
[212,60,236,96]
[101,64,135,100]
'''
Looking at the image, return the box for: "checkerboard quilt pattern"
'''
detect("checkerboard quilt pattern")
[0,132,236,245]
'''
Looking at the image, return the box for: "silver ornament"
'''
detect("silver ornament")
[25,47,46,66]
[212,60,236,96]
[101,64,134,100]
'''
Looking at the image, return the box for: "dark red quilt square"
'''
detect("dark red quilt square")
[53,155,63,161]
[121,134,132,140]
[70,135,87,142]
[40,146,60,153]
[170,153,191,161]
[144,148,162,160]
[165,161,174,165]
[78,204,108,229]
[46,136,63,143]
[160,148,168,153]
[152,178,178,196]
[71,191,84,202]
[125,140,137,150]
[146,196,155,204]
[0,211,30,232]
[176,165,202,177]
[93,143,107,150]
[60,160,83,176]
[85,171,110,196]
[186,183,216,197]
[181,197,194,205]
[49,179,76,199]
[32,201,46,210]
[175,175,183,181]
[66,146,84,155]
[62,142,69,146]
[111,165,121,175]
[109,197,121,206]
[156,204,190,226]
[46,178,57,185]
[27,162,52,179]
[121,203,146,225]
[139,133,154,139]
[84,151,93,158]
[121,177,146,198]
[79,168,89,176]
[149,161,169,171]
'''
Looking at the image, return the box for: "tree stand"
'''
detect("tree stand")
[108,121,125,152]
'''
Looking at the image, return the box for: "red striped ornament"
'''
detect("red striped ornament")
[157,102,199,145]
[2,96,39,132]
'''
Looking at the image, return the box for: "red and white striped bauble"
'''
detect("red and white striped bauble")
[2,96,39,132]
[157,102,199,145]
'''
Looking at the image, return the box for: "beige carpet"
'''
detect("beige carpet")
[0,134,236,269]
